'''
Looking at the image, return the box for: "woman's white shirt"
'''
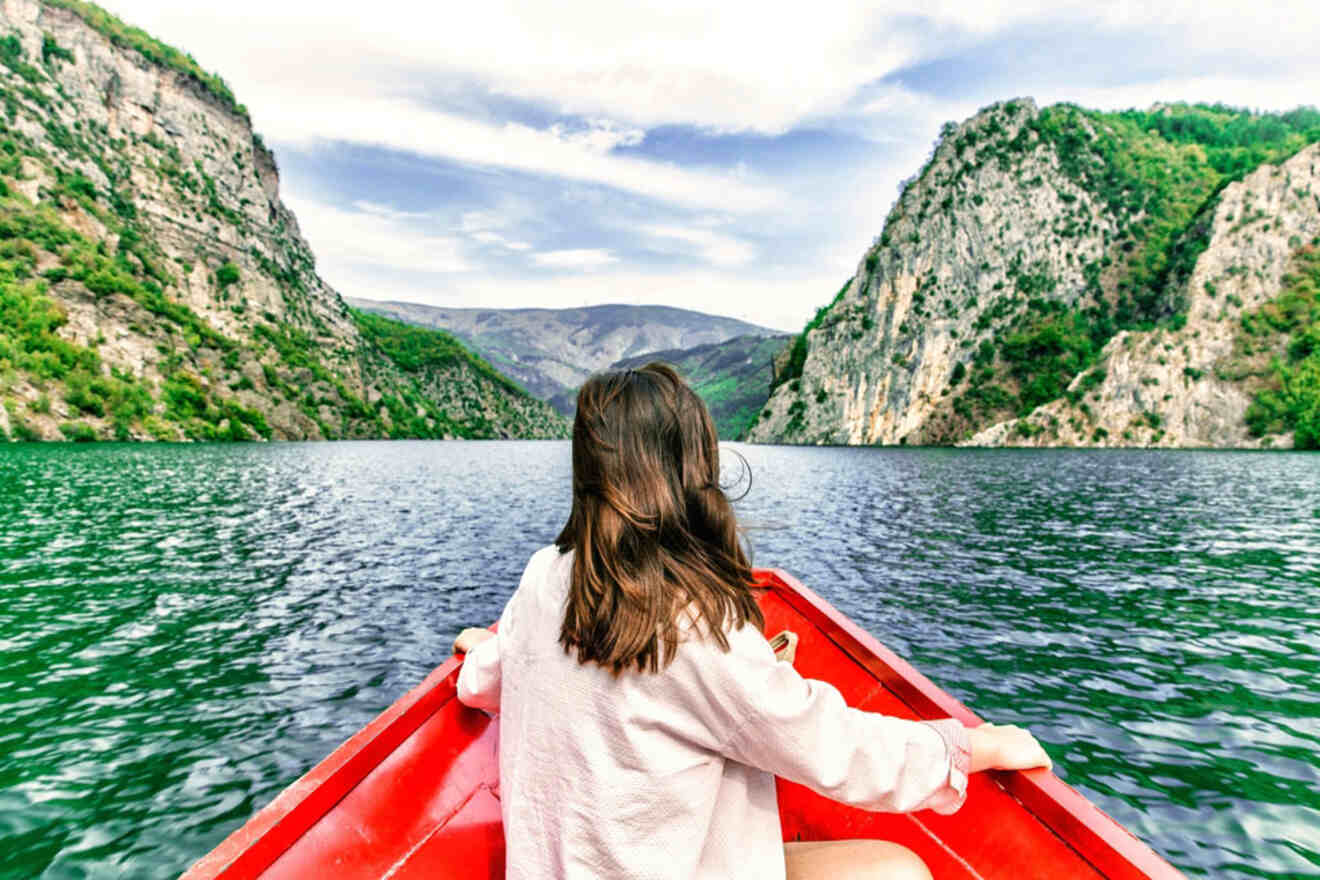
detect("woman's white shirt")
[457,545,970,880]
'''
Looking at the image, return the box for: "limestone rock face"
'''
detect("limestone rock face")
[0,0,565,441]
[749,99,1118,445]
[967,144,1320,448]
[748,99,1319,449]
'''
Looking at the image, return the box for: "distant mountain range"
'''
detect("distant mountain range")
[346,299,783,415]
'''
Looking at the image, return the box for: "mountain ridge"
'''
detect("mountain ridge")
[347,297,782,413]
[0,0,566,442]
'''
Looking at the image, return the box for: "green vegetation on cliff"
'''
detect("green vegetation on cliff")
[766,101,1320,445]
[348,307,560,440]
[953,298,1107,423]
[0,169,263,441]
[772,278,848,392]
[967,106,1320,437]
[1029,103,1320,321]
[350,308,526,398]
[1237,245,1320,448]
[612,334,790,439]
[952,104,1320,432]
[44,0,247,118]
[0,5,565,442]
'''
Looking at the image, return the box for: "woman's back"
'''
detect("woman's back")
[459,545,973,880]
[463,544,784,880]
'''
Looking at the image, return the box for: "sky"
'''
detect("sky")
[98,1,1320,332]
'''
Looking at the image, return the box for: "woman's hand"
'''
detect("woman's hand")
[969,722,1053,773]
[454,627,495,655]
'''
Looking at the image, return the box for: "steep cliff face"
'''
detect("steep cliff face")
[0,0,565,441]
[749,99,1119,444]
[969,145,1320,448]
[748,100,1320,448]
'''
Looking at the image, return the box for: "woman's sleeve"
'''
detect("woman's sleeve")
[689,625,971,815]
[455,547,550,714]
[456,629,502,713]
[456,586,519,714]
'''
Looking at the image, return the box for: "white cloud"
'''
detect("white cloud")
[532,249,619,270]
[550,120,646,153]
[95,0,1320,141]
[111,1,907,134]
[472,231,532,251]
[259,94,782,213]
[641,224,756,268]
[459,211,507,233]
[284,194,469,274]
[348,200,428,223]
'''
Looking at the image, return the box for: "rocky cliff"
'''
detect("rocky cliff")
[0,0,565,442]
[969,145,1320,448]
[748,100,1320,449]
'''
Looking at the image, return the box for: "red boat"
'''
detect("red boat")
[182,569,1184,879]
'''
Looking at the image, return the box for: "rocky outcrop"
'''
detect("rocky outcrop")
[968,145,1320,448]
[749,99,1118,444]
[748,99,1320,449]
[0,0,565,441]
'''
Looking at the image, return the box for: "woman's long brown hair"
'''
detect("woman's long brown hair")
[555,362,763,675]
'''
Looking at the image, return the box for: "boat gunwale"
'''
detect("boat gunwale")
[179,657,467,879]
[181,567,1184,880]
[758,567,1183,880]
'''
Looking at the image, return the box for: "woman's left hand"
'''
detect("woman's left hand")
[454,627,495,655]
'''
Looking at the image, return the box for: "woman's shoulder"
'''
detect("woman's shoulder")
[527,542,564,566]
[524,543,570,580]
[512,544,572,604]
[497,545,570,637]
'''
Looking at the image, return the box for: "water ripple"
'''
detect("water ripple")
[0,442,1316,878]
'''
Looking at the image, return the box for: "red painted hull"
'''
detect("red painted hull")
[183,569,1184,879]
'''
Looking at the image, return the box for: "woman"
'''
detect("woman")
[455,362,1050,879]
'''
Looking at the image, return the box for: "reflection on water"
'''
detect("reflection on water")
[0,442,1316,878]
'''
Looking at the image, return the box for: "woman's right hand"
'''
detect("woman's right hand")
[453,627,495,655]
[969,722,1053,773]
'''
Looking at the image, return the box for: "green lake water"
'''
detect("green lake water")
[0,441,1317,877]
